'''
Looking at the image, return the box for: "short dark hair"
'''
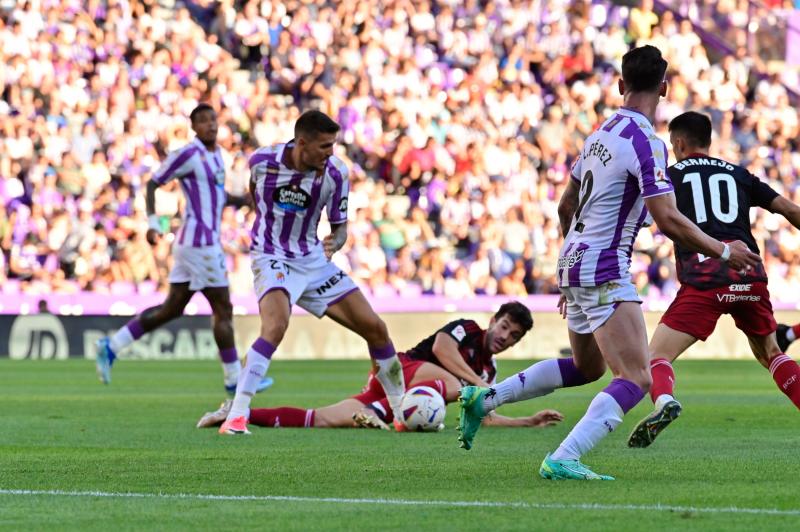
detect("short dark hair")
[621,45,668,93]
[190,103,215,123]
[494,301,533,333]
[295,110,340,139]
[668,111,712,148]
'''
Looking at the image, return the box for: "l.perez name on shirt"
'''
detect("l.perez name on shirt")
[274,184,311,212]
[582,140,612,166]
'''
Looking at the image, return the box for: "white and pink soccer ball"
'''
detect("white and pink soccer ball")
[400,386,446,432]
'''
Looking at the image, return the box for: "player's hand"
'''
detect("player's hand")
[557,294,567,319]
[146,228,161,246]
[322,234,337,259]
[528,409,564,427]
[725,240,761,272]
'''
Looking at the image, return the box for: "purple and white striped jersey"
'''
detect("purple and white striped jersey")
[249,141,349,260]
[151,138,226,247]
[557,107,673,288]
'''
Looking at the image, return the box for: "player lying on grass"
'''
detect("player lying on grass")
[197,302,563,430]
[626,111,800,448]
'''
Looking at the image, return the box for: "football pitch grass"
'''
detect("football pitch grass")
[1,359,798,531]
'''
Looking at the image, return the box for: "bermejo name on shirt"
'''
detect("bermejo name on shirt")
[673,158,735,171]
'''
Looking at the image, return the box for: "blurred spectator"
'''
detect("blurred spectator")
[0,0,799,304]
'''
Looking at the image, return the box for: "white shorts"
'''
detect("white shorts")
[561,279,641,334]
[252,251,358,318]
[169,244,229,291]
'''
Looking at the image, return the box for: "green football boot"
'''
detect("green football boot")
[539,453,615,481]
[457,386,490,450]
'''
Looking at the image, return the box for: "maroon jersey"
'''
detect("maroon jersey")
[668,155,778,289]
[402,319,496,383]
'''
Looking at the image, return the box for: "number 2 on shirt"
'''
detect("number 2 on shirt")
[573,170,594,233]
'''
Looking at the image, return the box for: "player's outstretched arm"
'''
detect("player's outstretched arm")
[557,178,580,237]
[322,222,348,260]
[482,409,564,428]
[645,192,761,271]
[432,333,491,387]
[770,195,800,230]
[145,179,162,245]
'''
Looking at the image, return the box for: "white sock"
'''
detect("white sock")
[109,326,135,354]
[373,355,405,413]
[227,351,271,420]
[484,359,563,411]
[551,392,623,461]
[787,328,797,342]
[222,361,241,388]
[654,393,675,409]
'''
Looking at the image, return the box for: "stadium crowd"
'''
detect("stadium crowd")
[1,0,799,301]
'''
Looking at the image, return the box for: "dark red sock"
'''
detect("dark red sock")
[249,407,315,428]
[792,324,800,339]
[649,358,676,403]
[769,354,800,410]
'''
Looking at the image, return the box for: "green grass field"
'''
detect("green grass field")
[0,358,798,531]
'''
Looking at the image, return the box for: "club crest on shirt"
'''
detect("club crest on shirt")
[338,197,348,213]
[654,167,670,189]
[451,325,466,342]
[274,184,311,212]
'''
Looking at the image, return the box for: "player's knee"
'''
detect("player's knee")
[261,317,289,344]
[363,314,389,344]
[213,301,233,322]
[576,359,605,382]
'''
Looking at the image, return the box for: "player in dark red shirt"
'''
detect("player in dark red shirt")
[628,111,800,448]
[196,302,562,430]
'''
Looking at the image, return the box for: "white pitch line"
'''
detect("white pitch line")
[1,489,798,517]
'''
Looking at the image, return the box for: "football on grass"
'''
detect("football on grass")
[400,386,446,432]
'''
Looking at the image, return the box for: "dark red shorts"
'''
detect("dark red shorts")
[660,282,777,341]
[351,356,426,405]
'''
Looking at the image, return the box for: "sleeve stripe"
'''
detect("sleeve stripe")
[153,147,197,184]
[249,151,277,169]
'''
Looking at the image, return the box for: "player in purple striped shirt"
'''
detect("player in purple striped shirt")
[457,46,761,480]
[95,104,270,396]
[219,110,406,435]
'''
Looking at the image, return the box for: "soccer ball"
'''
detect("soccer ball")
[400,386,446,432]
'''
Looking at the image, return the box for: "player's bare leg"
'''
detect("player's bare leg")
[201,286,270,395]
[408,363,462,402]
[543,303,649,480]
[220,289,289,435]
[96,283,194,384]
[747,332,800,409]
[202,286,240,394]
[627,323,695,448]
[325,290,406,420]
[200,398,369,429]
